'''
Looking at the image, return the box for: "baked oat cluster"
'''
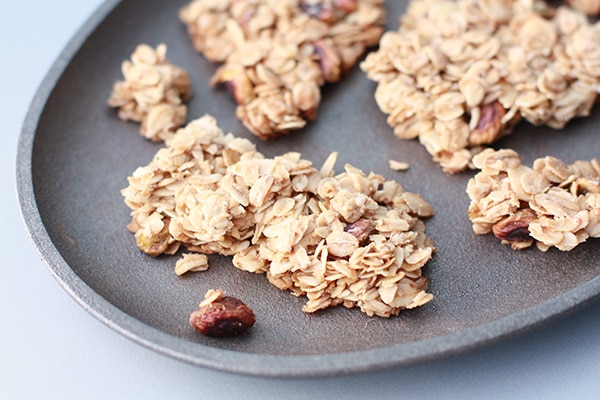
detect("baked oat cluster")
[108,44,192,142]
[361,0,600,173]
[179,0,385,139]
[122,115,435,317]
[467,148,600,251]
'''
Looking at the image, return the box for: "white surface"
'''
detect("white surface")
[1,1,600,399]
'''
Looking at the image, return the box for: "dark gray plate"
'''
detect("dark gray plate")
[16,0,600,377]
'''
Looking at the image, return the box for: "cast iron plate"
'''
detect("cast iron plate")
[16,0,600,377]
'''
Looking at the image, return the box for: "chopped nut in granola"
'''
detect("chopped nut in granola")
[466,148,600,251]
[389,159,410,171]
[567,0,600,16]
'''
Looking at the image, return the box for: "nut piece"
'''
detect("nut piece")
[301,0,358,22]
[344,218,373,244]
[190,289,255,337]
[313,39,342,82]
[492,209,536,249]
[468,102,511,146]
[134,217,172,257]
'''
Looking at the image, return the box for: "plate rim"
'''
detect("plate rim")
[15,0,600,377]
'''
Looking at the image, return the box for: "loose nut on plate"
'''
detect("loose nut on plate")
[190,289,256,338]
[124,116,435,317]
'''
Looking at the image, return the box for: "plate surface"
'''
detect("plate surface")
[16,0,600,377]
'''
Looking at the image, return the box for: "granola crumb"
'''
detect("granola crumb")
[389,159,409,171]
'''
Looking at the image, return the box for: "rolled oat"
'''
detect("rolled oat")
[389,159,410,171]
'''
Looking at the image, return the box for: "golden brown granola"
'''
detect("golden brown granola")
[361,0,600,173]
[108,44,192,142]
[179,0,385,139]
[466,148,600,251]
[122,115,435,317]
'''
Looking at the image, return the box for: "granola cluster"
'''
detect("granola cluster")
[122,115,435,317]
[108,44,192,142]
[361,0,600,173]
[179,0,385,139]
[466,148,600,251]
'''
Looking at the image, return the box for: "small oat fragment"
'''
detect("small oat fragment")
[108,43,192,142]
[467,148,600,251]
[389,159,409,171]
[175,253,209,276]
[190,289,256,337]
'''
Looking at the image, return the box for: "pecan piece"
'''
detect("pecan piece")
[492,209,537,248]
[468,102,509,146]
[313,39,341,82]
[190,289,255,338]
[344,218,373,245]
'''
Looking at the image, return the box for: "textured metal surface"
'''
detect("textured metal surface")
[16,0,600,377]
